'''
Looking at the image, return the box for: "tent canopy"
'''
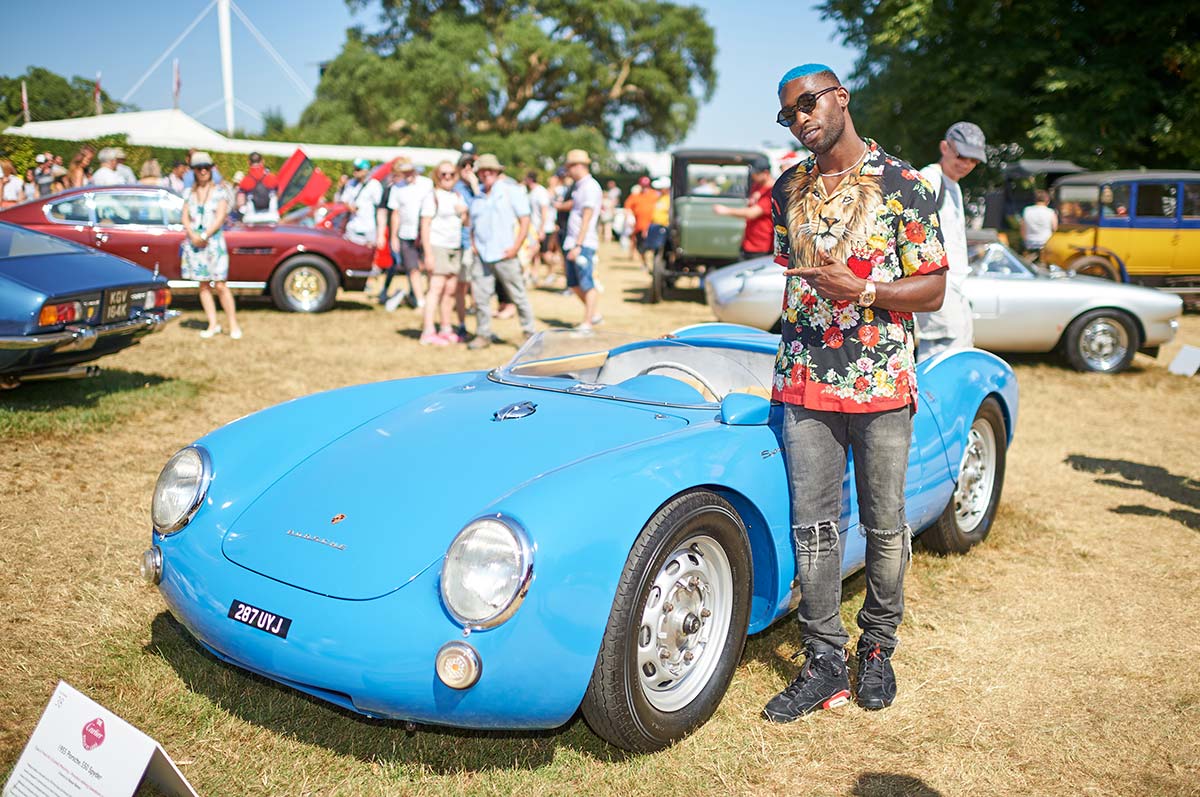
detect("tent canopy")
[4,108,459,168]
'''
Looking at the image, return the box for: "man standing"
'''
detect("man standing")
[467,154,536,349]
[761,64,947,723]
[89,149,123,187]
[1020,189,1058,260]
[237,151,280,224]
[452,154,480,336]
[916,122,986,359]
[342,158,382,245]
[385,158,434,311]
[713,164,775,260]
[562,149,603,330]
[623,176,659,270]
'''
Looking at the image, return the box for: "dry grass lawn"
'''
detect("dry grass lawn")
[2,243,1198,796]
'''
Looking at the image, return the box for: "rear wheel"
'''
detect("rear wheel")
[1062,308,1139,373]
[921,398,1006,555]
[649,249,668,303]
[270,255,339,312]
[581,491,751,752]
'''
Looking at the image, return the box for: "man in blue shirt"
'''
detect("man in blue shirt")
[467,154,536,349]
[452,154,479,338]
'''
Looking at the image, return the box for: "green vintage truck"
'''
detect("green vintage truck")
[650,149,772,303]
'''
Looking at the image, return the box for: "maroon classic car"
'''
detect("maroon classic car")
[0,186,373,312]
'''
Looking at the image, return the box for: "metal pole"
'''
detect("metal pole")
[217,0,235,135]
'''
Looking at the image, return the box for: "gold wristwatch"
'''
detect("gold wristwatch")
[858,279,876,307]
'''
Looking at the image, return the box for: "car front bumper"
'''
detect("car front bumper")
[0,310,180,352]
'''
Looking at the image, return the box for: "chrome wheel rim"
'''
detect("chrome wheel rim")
[1078,318,1129,371]
[636,534,732,712]
[955,419,997,533]
[284,266,328,311]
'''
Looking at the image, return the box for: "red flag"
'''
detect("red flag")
[93,72,102,115]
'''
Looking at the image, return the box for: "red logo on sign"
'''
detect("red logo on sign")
[81,718,105,751]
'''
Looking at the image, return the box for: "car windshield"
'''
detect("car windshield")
[683,164,750,197]
[968,243,1034,278]
[493,330,774,408]
[0,222,91,259]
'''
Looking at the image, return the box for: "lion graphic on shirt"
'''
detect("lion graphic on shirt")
[783,169,884,266]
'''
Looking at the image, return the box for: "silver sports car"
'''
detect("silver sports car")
[704,239,1182,373]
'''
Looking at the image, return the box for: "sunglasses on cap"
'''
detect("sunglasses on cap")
[776,86,838,127]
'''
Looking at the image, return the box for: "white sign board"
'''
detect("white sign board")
[3,681,198,797]
[1168,345,1200,377]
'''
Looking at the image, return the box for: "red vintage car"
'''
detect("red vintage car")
[0,186,373,313]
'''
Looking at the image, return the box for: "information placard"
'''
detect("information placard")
[3,681,198,797]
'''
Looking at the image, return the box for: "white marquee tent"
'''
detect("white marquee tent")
[4,108,460,168]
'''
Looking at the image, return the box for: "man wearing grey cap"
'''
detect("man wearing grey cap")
[916,121,986,359]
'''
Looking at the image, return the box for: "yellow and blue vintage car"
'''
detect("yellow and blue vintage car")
[143,324,1017,751]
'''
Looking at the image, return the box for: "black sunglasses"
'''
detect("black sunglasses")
[776,86,838,127]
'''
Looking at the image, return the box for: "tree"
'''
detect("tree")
[818,0,1200,172]
[0,67,133,127]
[299,0,717,164]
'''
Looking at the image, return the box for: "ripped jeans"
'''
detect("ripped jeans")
[782,404,913,654]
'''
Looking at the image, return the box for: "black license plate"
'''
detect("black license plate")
[228,599,292,639]
[102,288,131,323]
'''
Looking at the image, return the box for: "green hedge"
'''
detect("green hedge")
[0,132,363,194]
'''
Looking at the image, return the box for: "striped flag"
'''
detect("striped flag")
[173,59,181,109]
[94,72,102,115]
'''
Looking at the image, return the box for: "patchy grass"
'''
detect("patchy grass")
[1,244,1198,796]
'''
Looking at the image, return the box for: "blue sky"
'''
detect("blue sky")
[0,0,856,151]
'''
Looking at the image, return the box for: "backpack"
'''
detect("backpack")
[247,176,272,211]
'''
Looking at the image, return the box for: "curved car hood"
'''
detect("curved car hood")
[220,379,689,600]
[0,251,158,296]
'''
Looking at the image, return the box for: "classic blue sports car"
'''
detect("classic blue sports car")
[142,325,1018,751]
[0,221,177,387]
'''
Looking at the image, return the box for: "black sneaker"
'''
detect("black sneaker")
[855,643,897,710]
[762,648,851,723]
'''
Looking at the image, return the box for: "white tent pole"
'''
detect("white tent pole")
[218,0,235,135]
[121,0,215,104]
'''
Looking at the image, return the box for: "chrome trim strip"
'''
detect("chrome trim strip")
[440,513,535,631]
[344,269,374,279]
[0,309,180,351]
[167,280,268,291]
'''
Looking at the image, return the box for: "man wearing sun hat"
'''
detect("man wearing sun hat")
[343,157,383,245]
[562,149,603,330]
[466,153,536,348]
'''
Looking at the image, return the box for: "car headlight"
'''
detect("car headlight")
[151,446,212,534]
[440,515,533,629]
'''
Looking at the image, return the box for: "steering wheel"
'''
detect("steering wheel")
[635,361,721,402]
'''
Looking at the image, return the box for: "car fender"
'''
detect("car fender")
[918,348,1018,472]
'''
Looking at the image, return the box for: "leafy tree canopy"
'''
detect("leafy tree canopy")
[0,67,132,128]
[299,0,717,166]
[819,0,1200,174]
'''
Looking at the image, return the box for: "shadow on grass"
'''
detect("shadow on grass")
[2,369,171,411]
[169,294,376,315]
[852,772,943,796]
[1066,454,1200,531]
[146,613,634,772]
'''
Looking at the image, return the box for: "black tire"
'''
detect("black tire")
[581,491,752,752]
[921,397,1007,555]
[1071,255,1118,281]
[649,249,671,304]
[269,255,339,313]
[1061,308,1139,373]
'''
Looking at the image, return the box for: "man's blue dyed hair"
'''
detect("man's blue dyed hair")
[778,64,839,94]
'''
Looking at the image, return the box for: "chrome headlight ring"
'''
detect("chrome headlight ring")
[440,514,534,630]
[151,445,212,535]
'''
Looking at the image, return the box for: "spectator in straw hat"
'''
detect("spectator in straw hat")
[466,153,536,349]
[562,149,603,330]
[182,151,242,340]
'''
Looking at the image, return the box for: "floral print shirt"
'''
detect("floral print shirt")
[771,138,947,413]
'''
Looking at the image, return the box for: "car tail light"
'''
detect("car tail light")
[38,301,84,326]
[143,287,172,310]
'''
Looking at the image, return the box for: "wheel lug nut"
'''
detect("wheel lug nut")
[700,608,711,618]
[662,602,674,612]
[683,651,694,663]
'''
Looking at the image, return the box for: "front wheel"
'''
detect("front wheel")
[921,397,1007,555]
[581,491,752,752]
[270,255,339,312]
[1062,308,1139,373]
[649,249,668,304]
[1070,255,1118,281]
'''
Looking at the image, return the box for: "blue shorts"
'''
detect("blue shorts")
[566,247,596,291]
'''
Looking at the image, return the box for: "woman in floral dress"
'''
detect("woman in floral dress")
[182,151,241,339]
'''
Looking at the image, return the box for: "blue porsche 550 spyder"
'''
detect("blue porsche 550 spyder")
[143,324,1018,752]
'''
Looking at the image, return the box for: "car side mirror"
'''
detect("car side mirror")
[719,392,771,425]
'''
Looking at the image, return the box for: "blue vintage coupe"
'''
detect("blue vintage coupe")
[0,221,176,387]
[143,325,1018,751]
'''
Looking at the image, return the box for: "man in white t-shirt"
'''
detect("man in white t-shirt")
[385,158,434,310]
[1020,190,1058,259]
[343,158,383,245]
[90,148,124,187]
[562,149,603,330]
[916,121,985,360]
